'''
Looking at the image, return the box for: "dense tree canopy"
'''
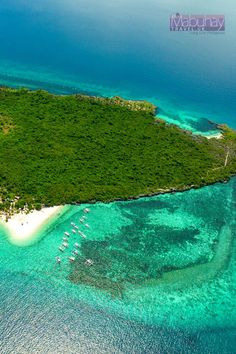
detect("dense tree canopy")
[0,87,235,213]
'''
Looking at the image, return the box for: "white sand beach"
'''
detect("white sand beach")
[0,206,63,246]
[206,133,222,139]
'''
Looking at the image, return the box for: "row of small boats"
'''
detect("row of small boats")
[56,208,94,266]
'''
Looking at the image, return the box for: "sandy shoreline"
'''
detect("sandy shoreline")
[206,132,222,139]
[0,206,63,246]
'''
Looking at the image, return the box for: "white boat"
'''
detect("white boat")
[69,256,75,263]
[71,222,75,226]
[59,246,64,252]
[74,243,80,248]
[63,237,68,242]
[85,259,94,266]
[79,218,84,223]
[63,242,69,248]
[56,256,61,264]
[72,229,76,234]
[64,232,70,237]
[74,225,79,229]
[85,223,90,228]
[72,250,79,255]
[83,208,90,213]
[78,231,86,238]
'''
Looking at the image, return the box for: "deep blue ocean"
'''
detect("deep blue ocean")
[0,0,236,353]
[0,0,235,133]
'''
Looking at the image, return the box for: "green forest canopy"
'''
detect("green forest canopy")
[0,87,236,212]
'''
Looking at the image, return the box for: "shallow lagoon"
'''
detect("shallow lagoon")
[1,178,236,352]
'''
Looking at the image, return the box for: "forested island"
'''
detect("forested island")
[0,87,236,215]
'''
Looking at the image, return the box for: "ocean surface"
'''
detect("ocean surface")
[0,0,236,353]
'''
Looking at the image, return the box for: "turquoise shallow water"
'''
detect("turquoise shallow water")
[0,59,225,136]
[1,178,236,353]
